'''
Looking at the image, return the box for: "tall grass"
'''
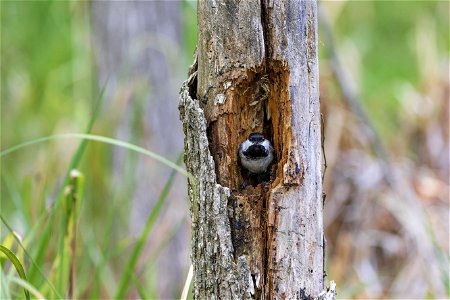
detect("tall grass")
[0,244,30,300]
[1,1,195,298]
[2,0,448,299]
[1,134,189,299]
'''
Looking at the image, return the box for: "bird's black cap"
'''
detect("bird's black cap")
[248,133,265,143]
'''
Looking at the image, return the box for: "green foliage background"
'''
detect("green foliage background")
[1,0,448,299]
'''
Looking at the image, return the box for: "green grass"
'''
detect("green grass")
[115,153,184,299]
[1,133,190,299]
[1,134,189,178]
[0,244,30,300]
[321,1,448,143]
[1,1,197,297]
[1,0,447,299]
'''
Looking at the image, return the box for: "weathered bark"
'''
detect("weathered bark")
[180,0,334,299]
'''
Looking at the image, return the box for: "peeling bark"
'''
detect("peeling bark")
[179,0,334,299]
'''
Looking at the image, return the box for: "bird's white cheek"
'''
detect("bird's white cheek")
[262,140,272,151]
[240,140,253,152]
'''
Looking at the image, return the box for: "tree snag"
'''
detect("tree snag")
[179,1,335,299]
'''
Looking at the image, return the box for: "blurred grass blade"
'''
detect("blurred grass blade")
[132,273,150,300]
[0,245,30,300]
[0,270,10,299]
[67,170,84,300]
[0,133,189,179]
[0,216,61,298]
[180,264,193,300]
[1,233,17,258]
[115,153,184,299]
[1,232,25,278]
[55,170,85,298]
[8,277,46,300]
[64,81,106,178]
[25,84,106,285]
[1,170,31,230]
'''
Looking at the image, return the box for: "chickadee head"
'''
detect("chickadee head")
[239,133,274,174]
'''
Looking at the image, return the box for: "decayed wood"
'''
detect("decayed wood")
[179,0,332,299]
[180,71,253,299]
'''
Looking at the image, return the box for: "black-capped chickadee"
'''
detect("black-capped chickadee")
[239,133,274,175]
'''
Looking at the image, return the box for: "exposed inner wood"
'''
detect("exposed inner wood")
[205,63,291,189]
[203,56,292,298]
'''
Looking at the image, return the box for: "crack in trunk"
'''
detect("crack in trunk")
[183,1,328,298]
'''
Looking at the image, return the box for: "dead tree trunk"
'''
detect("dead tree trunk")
[179,1,335,299]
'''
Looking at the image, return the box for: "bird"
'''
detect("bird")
[238,133,274,175]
